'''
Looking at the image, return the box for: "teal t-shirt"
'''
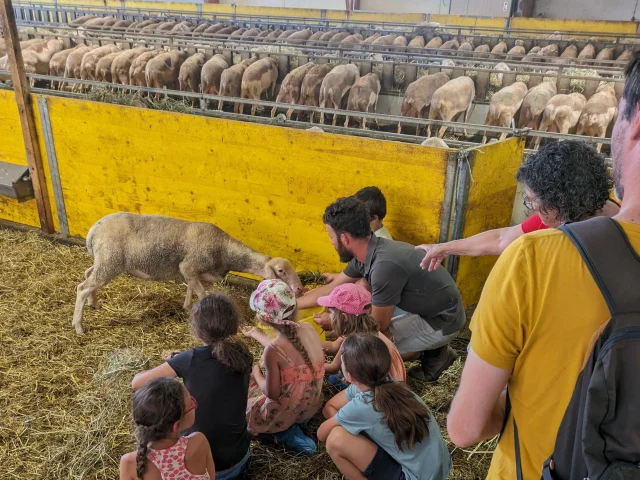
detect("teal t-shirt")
[335,384,451,480]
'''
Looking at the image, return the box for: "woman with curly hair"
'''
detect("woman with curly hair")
[416,140,619,271]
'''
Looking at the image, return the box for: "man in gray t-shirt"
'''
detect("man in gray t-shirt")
[298,196,465,382]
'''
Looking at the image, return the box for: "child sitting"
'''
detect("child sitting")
[120,377,215,480]
[318,334,451,480]
[243,279,325,454]
[318,283,406,384]
[131,294,252,479]
[355,186,393,240]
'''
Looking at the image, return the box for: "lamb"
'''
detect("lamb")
[145,50,188,97]
[474,44,490,58]
[421,137,449,148]
[319,63,360,125]
[218,57,258,112]
[490,41,508,59]
[264,29,283,42]
[578,43,596,60]
[200,54,229,105]
[271,61,316,119]
[494,62,511,84]
[288,29,312,43]
[344,73,381,129]
[518,80,557,130]
[427,76,475,138]
[178,52,206,92]
[439,39,459,55]
[329,32,352,43]
[306,31,324,45]
[239,57,279,115]
[424,36,443,50]
[408,35,425,50]
[340,34,364,46]
[616,48,634,64]
[299,63,334,122]
[129,50,161,87]
[482,81,528,143]
[595,47,615,66]
[534,92,587,149]
[241,28,263,40]
[393,36,408,47]
[575,84,618,152]
[278,29,297,41]
[371,34,397,48]
[457,40,474,56]
[81,44,120,83]
[72,212,304,334]
[506,43,526,61]
[95,51,122,83]
[537,44,560,60]
[398,72,450,135]
[110,46,148,85]
[63,44,94,91]
[318,30,338,43]
[49,47,77,89]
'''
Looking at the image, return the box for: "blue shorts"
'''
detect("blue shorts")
[215,448,250,480]
[363,445,406,480]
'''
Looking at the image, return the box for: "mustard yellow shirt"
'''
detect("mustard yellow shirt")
[470,221,640,480]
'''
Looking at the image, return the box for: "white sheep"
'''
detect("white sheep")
[72,212,304,334]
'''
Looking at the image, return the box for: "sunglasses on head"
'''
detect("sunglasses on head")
[184,395,198,415]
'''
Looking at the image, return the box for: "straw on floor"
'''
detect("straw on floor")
[0,228,493,479]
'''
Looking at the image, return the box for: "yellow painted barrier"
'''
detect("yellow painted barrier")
[201,4,236,15]
[0,90,40,227]
[510,17,638,37]
[430,14,507,29]
[39,95,451,274]
[455,138,525,305]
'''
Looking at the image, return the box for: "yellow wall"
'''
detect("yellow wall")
[510,17,638,36]
[455,138,524,305]
[0,90,40,228]
[430,14,507,29]
[40,95,450,273]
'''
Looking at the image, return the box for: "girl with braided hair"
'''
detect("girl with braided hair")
[243,279,325,454]
[318,334,451,480]
[119,377,215,480]
[131,294,252,479]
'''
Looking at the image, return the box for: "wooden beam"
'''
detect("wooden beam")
[0,0,54,233]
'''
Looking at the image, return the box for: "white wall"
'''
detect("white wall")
[217,0,347,8]
[450,0,513,17]
[359,0,449,14]
[532,0,640,21]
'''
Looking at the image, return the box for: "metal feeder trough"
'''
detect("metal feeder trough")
[0,162,34,202]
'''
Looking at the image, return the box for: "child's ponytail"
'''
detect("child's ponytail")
[132,378,185,478]
[342,334,431,451]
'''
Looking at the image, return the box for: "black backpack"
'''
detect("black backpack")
[536,217,640,480]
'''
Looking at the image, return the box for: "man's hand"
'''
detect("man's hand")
[314,311,332,331]
[322,273,338,284]
[415,243,450,271]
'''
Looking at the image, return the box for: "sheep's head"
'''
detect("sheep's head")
[264,258,304,296]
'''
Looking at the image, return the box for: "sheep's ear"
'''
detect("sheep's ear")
[264,263,277,279]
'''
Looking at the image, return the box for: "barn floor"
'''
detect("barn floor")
[0,228,493,479]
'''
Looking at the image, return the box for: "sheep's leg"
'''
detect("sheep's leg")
[286,107,293,120]
[218,99,223,110]
[183,278,206,310]
[83,266,100,309]
[271,105,277,117]
[362,115,367,130]
[397,121,402,134]
[437,124,448,138]
[72,266,118,334]
[344,115,350,128]
[184,285,193,310]
[499,132,508,141]
[251,102,258,116]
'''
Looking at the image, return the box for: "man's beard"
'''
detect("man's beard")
[613,161,625,202]
[337,238,354,263]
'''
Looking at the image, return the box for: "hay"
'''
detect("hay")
[564,67,599,94]
[0,228,491,479]
[87,87,198,114]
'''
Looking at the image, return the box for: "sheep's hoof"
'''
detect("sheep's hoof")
[74,324,85,335]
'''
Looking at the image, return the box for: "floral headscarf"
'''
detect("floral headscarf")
[250,279,297,326]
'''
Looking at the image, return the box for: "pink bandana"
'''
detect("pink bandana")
[250,279,298,326]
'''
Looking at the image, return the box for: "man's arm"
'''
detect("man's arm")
[447,347,511,447]
[296,272,358,310]
[371,305,395,335]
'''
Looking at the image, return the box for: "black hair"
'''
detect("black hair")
[322,197,372,239]
[132,378,185,479]
[354,186,387,221]
[516,140,611,222]
[622,51,640,120]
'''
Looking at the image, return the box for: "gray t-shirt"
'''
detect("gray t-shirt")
[343,236,465,334]
[335,384,451,480]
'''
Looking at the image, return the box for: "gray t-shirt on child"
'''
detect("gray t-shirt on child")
[343,236,465,335]
[335,384,452,480]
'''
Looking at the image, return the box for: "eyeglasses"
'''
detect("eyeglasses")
[184,396,198,415]
[523,194,537,211]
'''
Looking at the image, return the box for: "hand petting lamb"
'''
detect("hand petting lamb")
[72,212,304,334]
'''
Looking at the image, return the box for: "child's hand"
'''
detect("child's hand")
[242,326,259,339]
[314,311,332,330]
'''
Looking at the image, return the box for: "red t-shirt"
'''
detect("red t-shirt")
[520,213,549,234]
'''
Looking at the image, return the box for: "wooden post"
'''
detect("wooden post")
[0,0,54,233]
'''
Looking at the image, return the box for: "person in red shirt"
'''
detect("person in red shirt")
[417,140,620,271]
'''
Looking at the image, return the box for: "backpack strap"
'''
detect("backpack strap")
[559,217,640,315]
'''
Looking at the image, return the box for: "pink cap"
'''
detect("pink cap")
[317,284,372,315]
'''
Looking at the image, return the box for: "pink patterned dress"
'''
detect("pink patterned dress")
[147,437,210,480]
[246,343,325,434]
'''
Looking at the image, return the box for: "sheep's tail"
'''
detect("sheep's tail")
[85,221,99,257]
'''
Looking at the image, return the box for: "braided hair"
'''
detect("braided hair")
[132,378,185,479]
[271,323,315,373]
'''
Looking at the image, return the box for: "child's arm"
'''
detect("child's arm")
[242,326,272,348]
[131,363,177,390]
[317,416,340,443]
[322,336,344,356]
[322,390,349,419]
[252,344,281,400]
[324,341,345,375]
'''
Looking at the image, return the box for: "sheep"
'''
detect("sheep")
[72,212,304,334]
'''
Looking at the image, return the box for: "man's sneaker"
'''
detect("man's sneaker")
[407,346,458,383]
[327,373,349,391]
[272,424,317,455]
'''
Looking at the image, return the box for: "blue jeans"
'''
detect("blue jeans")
[215,448,250,480]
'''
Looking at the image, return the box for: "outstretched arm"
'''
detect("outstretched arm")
[416,224,524,271]
[296,272,359,310]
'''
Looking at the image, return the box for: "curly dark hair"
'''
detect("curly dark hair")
[516,140,611,222]
[322,197,372,239]
[622,50,640,121]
